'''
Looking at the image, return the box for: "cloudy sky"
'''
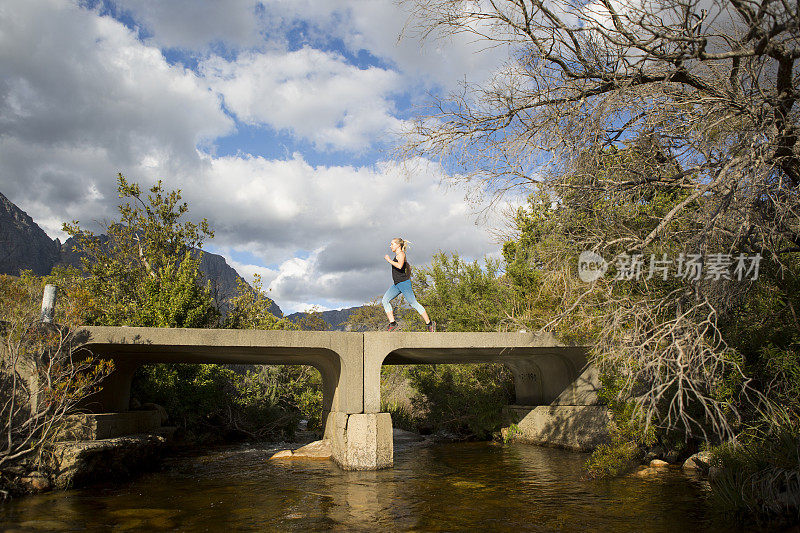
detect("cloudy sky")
[0,0,518,313]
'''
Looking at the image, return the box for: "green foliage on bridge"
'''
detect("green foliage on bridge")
[63,174,219,329]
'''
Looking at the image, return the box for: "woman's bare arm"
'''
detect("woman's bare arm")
[384,251,405,268]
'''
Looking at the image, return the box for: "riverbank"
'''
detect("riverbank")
[0,420,329,500]
[2,433,169,498]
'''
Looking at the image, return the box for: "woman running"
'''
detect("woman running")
[383,237,435,332]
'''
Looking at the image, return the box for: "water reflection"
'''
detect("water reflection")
[0,441,756,532]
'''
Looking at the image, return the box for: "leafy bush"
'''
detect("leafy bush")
[132,363,323,441]
[64,174,217,329]
[503,423,521,444]
[585,370,658,479]
[382,400,416,432]
[585,426,644,479]
[132,363,242,439]
[405,363,513,439]
[235,365,322,435]
[245,365,323,431]
[414,252,511,332]
[596,370,658,446]
[136,252,218,328]
[223,275,294,330]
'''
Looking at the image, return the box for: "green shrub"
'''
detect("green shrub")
[249,365,323,431]
[133,363,238,436]
[405,363,513,439]
[584,370,658,479]
[585,423,645,479]
[382,400,416,432]
[234,366,321,437]
[503,423,521,444]
[132,363,323,441]
[414,252,512,332]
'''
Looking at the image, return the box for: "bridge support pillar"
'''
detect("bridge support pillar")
[327,411,393,470]
[82,360,138,412]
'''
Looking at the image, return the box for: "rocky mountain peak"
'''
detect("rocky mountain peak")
[0,191,61,276]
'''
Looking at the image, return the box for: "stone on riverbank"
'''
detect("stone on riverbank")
[51,434,166,489]
[270,449,294,459]
[682,451,711,473]
[18,471,51,492]
[632,466,661,478]
[55,411,162,441]
[629,459,672,478]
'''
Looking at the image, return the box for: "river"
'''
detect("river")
[0,439,760,531]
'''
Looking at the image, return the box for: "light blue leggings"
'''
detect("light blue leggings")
[382,280,426,315]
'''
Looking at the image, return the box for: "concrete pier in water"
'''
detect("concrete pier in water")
[75,327,601,470]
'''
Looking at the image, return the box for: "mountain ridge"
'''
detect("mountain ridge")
[286,306,363,331]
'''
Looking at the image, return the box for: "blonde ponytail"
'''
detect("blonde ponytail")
[393,237,411,253]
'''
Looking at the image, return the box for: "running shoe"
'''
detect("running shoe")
[427,321,436,332]
[387,322,398,331]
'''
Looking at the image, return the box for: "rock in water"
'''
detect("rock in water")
[632,466,660,478]
[269,440,332,461]
[269,449,294,460]
[19,472,51,493]
[292,439,331,459]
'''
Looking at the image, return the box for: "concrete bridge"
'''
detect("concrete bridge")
[76,327,602,470]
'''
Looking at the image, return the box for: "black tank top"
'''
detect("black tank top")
[391,255,411,284]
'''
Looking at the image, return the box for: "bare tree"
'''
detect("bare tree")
[402,0,799,255]
[400,0,798,439]
[0,274,113,476]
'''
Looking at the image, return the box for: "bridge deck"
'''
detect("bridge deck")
[77,327,585,362]
[76,326,594,417]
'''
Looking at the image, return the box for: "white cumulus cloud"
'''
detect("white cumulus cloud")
[0,0,233,235]
[183,153,509,311]
[201,48,404,152]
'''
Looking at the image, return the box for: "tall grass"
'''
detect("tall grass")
[710,417,800,526]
